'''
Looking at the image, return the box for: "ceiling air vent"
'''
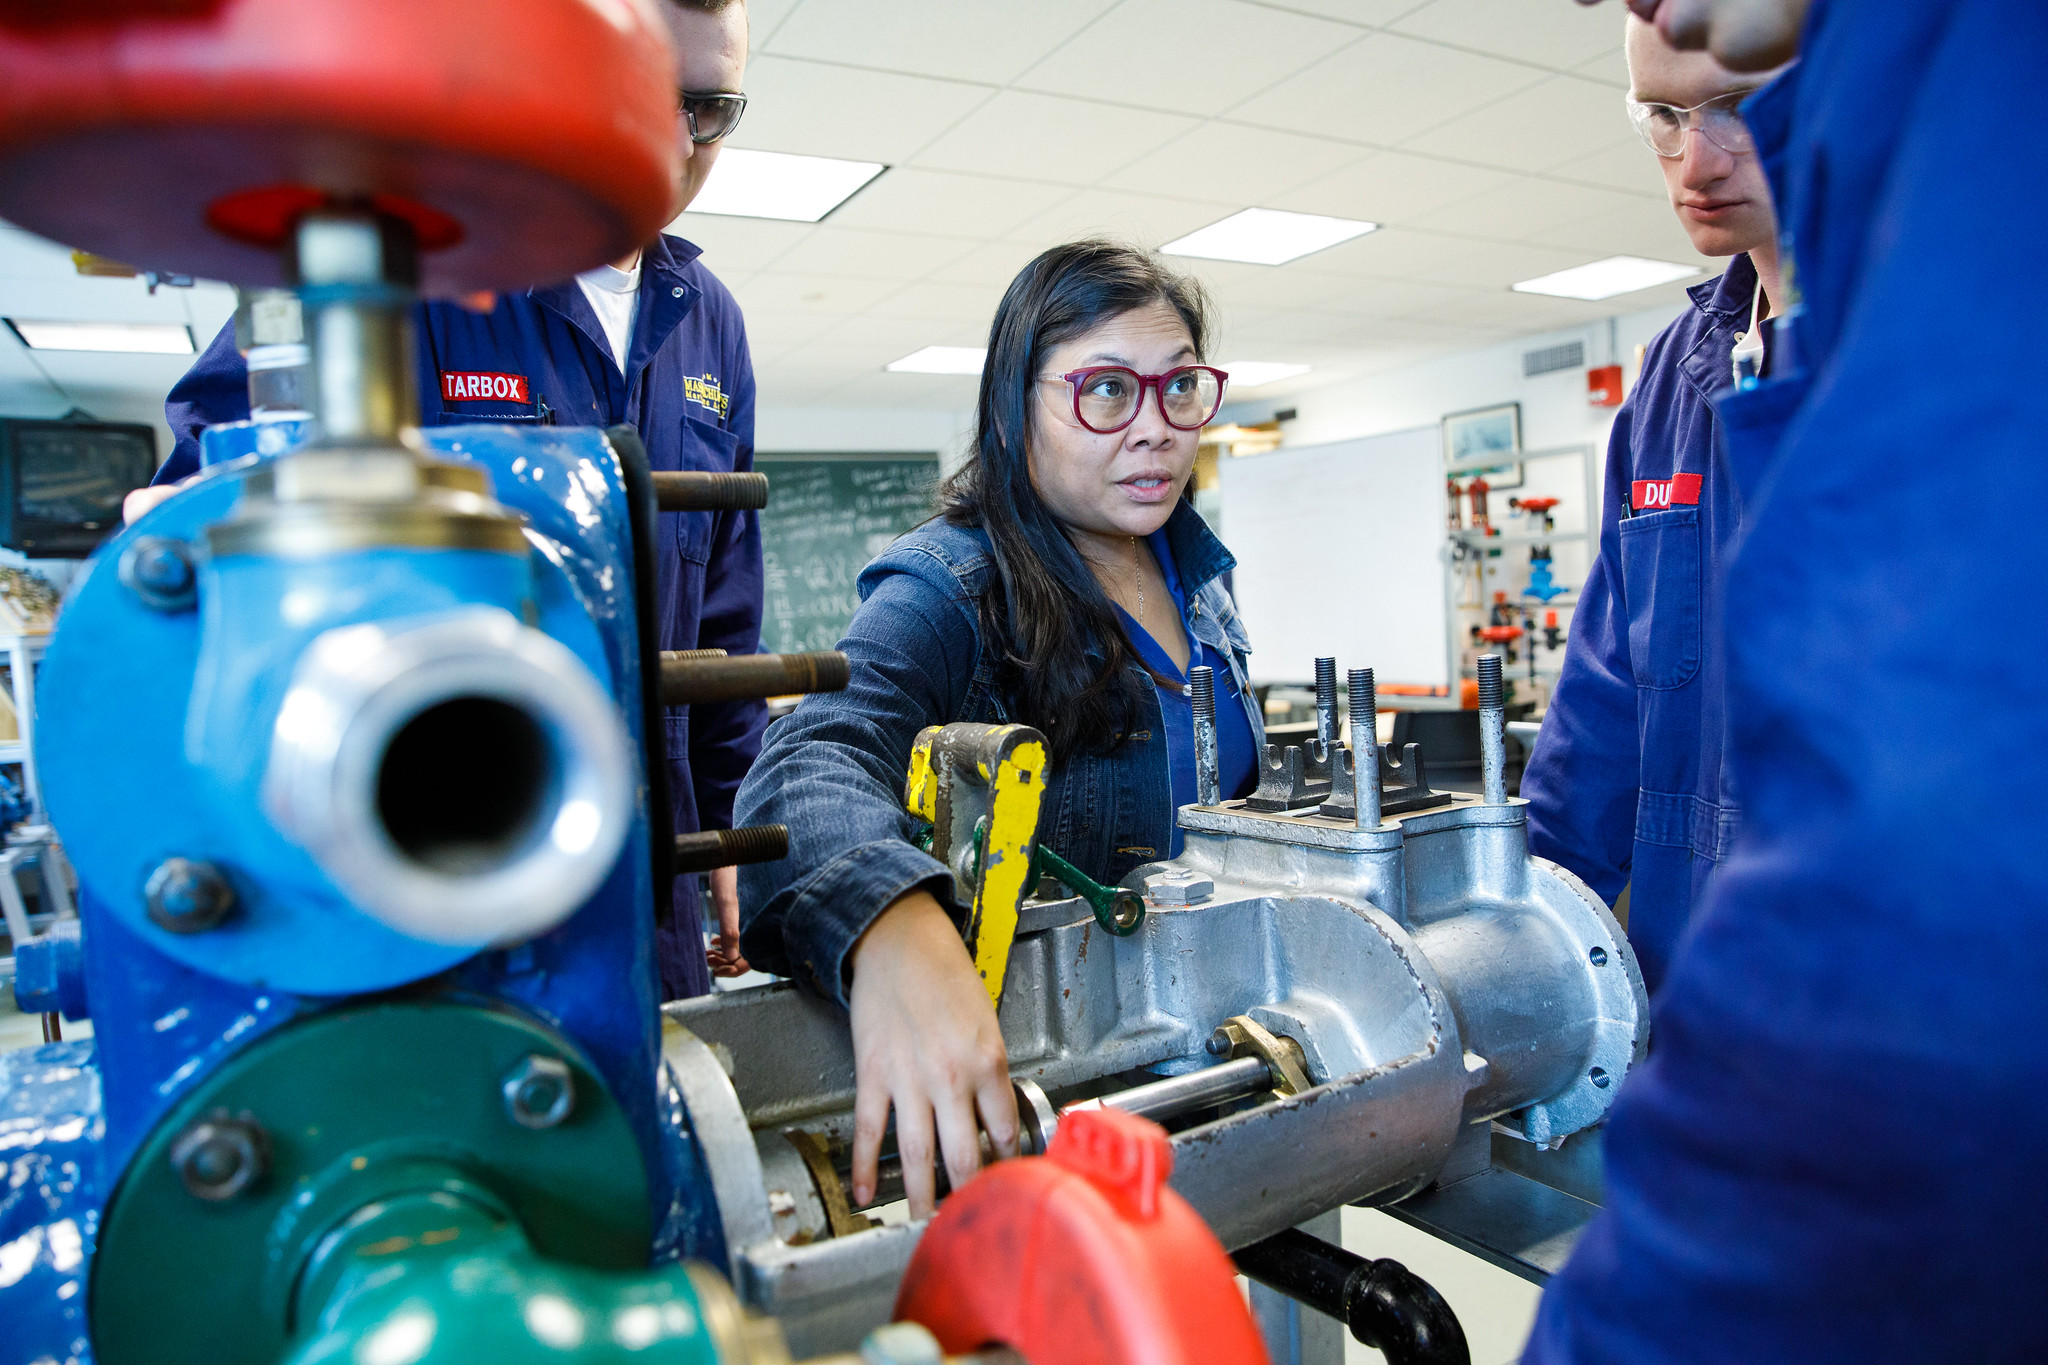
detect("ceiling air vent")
[1522,341,1584,377]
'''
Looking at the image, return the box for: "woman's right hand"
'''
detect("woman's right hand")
[847,890,1019,1218]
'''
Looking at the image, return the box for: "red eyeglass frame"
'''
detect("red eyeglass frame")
[1053,364,1230,434]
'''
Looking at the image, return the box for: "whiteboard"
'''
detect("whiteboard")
[1217,426,1448,689]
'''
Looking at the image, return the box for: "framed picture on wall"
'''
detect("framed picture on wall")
[1442,401,1524,489]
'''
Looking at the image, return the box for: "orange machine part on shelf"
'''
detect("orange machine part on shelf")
[895,1108,1270,1365]
[0,0,681,292]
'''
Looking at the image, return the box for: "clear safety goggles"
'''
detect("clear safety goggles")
[1625,90,1757,158]
[679,90,747,146]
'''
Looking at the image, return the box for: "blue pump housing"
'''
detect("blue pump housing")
[1,425,731,1364]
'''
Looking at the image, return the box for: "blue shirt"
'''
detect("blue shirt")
[1525,3,2048,1359]
[1115,527,1259,854]
[159,232,764,1001]
[1521,255,1758,995]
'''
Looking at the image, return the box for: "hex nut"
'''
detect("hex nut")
[503,1054,576,1130]
[117,535,198,612]
[859,1321,944,1365]
[170,1111,268,1201]
[1144,871,1215,906]
[144,858,236,934]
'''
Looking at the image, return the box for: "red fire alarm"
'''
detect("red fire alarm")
[1587,364,1624,407]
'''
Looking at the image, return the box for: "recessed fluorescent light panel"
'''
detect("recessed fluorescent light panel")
[886,346,987,376]
[681,148,886,223]
[1220,361,1312,389]
[6,319,195,354]
[1511,255,1702,301]
[1161,208,1377,266]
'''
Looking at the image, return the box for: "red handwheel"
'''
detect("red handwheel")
[895,1108,1270,1365]
[0,0,681,291]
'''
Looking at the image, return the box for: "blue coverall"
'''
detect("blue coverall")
[1526,2,2048,1358]
[1523,254,1760,996]
[160,232,765,1001]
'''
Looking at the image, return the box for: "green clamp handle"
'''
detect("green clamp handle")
[914,821,1145,937]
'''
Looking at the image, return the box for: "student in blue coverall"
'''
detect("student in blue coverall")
[1521,17,1787,996]
[144,0,763,1002]
[1529,0,2048,1358]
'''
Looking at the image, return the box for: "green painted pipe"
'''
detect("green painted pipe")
[284,1173,765,1365]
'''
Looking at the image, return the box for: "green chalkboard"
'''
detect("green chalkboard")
[757,455,941,654]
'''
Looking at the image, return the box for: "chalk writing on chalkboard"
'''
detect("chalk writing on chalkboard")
[757,456,941,655]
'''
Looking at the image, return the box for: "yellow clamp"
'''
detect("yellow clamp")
[903,722,1048,1006]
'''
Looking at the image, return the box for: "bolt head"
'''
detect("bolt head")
[502,1054,576,1129]
[144,858,236,933]
[1143,871,1215,906]
[117,535,198,611]
[170,1111,268,1201]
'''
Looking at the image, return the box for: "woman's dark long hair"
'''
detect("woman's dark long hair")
[938,240,1213,767]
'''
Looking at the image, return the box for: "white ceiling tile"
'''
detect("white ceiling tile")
[668,215,817,276]
[1109,124,1367,204]
[747,0,807,51]
[1575,43,1632,91]
[1408,176,1657,242]
[1335,276,1495,319]
[733,305,842,357]
[1016,0,1360,118]
[1433,239,1616,291]
[1227,32,1547,146]
[924,239,1058,287]
[911,91,1200,185]
[1401,75,1632,174]
[1248,0,1431,26]
[824,169,1077,239]
[1283,224,1490,280]
[1521,194,1708,263]
[865,279,1009,326]
[1388,0,1627,71]
[1544,137,1668,195]
[729,271,902,316]
[765,0,1115,84]
[730,56,992,164]
[1004,188,1243,248]
[764,226,982,282]
[1265,149,1515,225]
[1198,264,1384,314]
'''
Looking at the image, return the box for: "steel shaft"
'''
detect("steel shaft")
[651,470,770,511]
[1190,665,1222,806]
[1349,667,1381,830]
[658,651,849,706]
[1476,654,1506,806]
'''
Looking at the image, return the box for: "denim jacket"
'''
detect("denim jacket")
[734,500,1261,1005]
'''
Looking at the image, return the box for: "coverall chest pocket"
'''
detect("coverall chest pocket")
[673,414,741,566]
[1619,507,1703,690]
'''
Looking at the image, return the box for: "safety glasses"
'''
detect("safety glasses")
[679,90,747,145]
[1625,90,1756,158]
[1048,365,1229,435]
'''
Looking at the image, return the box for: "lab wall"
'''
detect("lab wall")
[1209,299,1700,692]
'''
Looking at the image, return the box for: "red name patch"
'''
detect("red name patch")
[1631,472,1703,511]
[440,370,530,404]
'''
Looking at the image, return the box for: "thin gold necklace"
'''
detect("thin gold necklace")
[1130,536,1145,619]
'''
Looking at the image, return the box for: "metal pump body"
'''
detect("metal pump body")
[662,658,1648,1353]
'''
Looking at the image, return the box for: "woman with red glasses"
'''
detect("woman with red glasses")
[732,240,1264,1218]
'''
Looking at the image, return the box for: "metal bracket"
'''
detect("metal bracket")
[1242,741,1335,812]
[1318,742,1454,821]
[1213,1015,1313,1098]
